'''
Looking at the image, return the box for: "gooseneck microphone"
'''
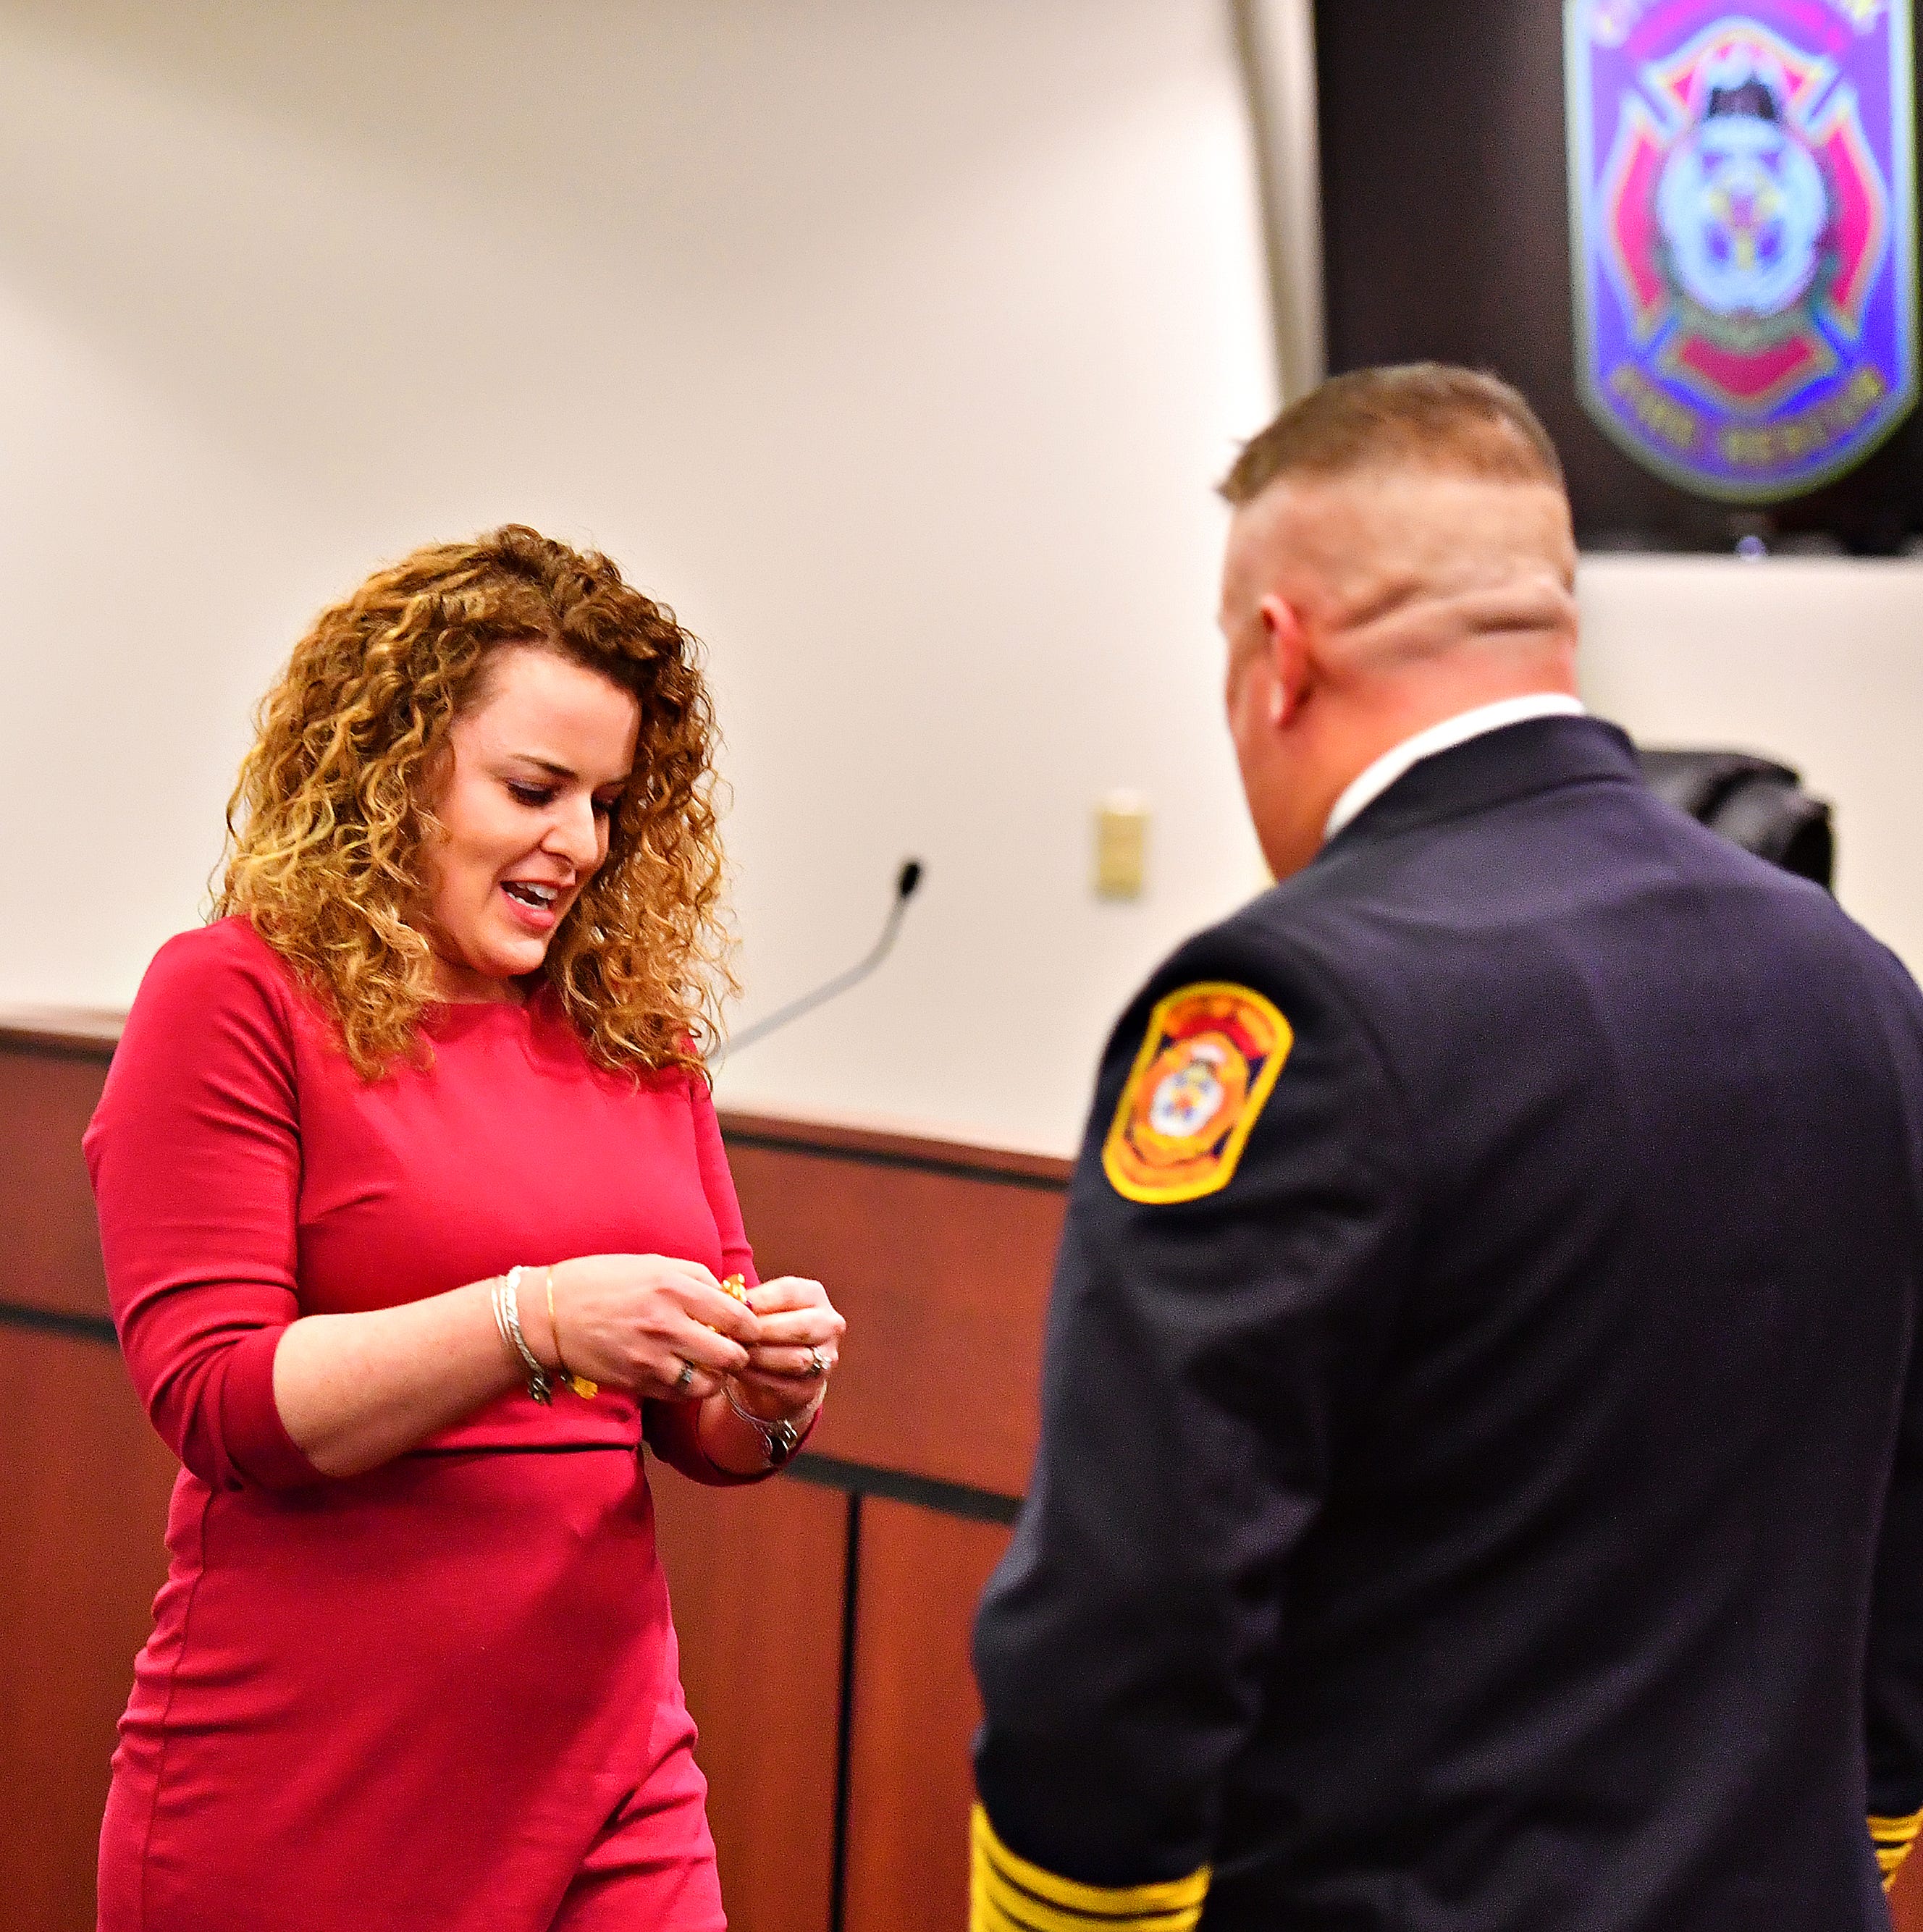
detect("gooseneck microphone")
[710,860,925,1068]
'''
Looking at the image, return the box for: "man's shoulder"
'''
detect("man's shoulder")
[1628,785,1913,995]
[1256,763,1869,966]
[1133,885,1355,1023]
[1077,890,1410,1221]
[1145,864,1405,1026]
[1135,790,1923,1091]
[1092,890,1392,1134]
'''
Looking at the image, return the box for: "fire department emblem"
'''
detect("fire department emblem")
[1567,0,1918,500]
[1103,984,1292,1206]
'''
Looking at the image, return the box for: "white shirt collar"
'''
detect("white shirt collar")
[1324,693,1588,843]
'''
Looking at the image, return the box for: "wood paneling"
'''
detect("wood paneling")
[716,1111,1068,1189]
[725,1134,1067,1500]
[0,1009,126,1053]
[841,1500,1011,1932]
[0,1326,177,1932]
[651,1468,849,1932]
[0,1042,116,1319]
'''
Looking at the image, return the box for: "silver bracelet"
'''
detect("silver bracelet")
[722,1379,812,1468]
[495,1267,554,1405]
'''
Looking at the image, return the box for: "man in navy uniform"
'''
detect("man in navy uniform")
[970,365,1923,1931]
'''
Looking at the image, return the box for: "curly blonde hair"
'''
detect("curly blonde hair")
[217,525,734,1079]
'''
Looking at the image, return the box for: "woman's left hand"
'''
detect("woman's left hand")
[733,1275,844,1421]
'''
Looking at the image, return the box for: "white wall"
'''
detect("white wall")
[2,4,1916,1160]
[0,0,1275,1155]
[1578,557,1923,973]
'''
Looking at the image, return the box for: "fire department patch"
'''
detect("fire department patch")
[1102,983,1293,1205]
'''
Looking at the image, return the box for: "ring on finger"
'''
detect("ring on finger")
[807,1346,828,1378]
[674,1358,695,1393]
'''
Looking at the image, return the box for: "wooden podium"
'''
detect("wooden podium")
[0,1012,1069,1932]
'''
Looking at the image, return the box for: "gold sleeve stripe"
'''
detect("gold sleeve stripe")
[971,1806,1209,1931]
[975,1861,1200,1932]
[1870,1810,1923,1889]
[974,1806,1211,1916]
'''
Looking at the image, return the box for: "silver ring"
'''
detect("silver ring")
[807,1347,828,1378]
[674,1359,695,1393]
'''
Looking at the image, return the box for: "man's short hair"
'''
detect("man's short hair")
[1218,363,1565,505]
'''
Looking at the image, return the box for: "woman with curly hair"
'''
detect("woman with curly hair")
[83,526,843,1931]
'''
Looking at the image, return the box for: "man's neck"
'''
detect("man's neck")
[1324,691,1586,842]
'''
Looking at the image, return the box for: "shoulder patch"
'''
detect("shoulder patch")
[1101,982,1292,1205]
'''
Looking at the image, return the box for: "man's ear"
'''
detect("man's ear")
[1258,594,1309,729]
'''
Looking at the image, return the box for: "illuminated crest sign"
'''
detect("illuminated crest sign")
[1567,0,1919,501]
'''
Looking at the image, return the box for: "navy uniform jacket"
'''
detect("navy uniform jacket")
[972,716,1923,1932]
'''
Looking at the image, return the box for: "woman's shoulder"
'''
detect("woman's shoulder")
[133,916,306,1039]
[144,914,292,989]
[95,919,312,1128]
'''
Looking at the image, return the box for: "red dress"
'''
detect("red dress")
[85,916,770,1931]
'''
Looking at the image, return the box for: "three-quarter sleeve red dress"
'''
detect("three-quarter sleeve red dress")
[85,916,775,1932]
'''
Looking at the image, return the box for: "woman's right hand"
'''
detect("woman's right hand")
[540,1255,760,1402]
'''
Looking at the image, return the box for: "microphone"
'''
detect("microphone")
[711,860,925,1068]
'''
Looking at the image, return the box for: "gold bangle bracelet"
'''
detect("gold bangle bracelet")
[544,1265,599,1400]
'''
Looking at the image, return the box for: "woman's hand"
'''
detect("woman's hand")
[539,1254,761,1402]
[731,1276,846,1422]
